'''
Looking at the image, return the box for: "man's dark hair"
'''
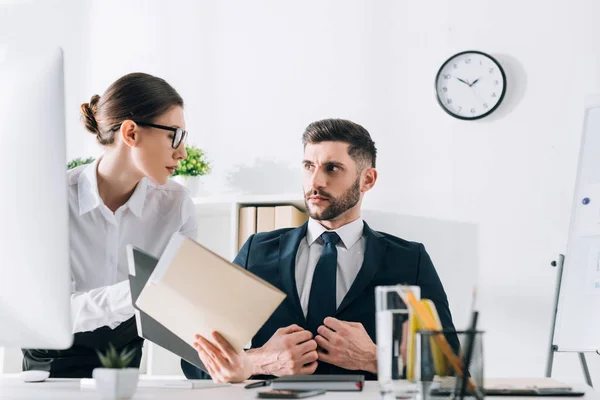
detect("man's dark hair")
[301,118,377,169]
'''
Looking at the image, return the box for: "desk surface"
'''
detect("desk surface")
[0,378,597,400]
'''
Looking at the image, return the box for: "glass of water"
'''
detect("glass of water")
[376,285,421,399]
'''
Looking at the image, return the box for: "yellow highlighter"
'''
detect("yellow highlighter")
[420,299,449,377]
[406,299,448,380]
[403,291,469,384]
[406,303,420,381]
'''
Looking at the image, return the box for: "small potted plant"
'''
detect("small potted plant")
[67,156,95,170]
[93,344,139,400]
[171,145,211,196]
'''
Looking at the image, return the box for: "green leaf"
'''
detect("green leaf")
[173,145,211,177]
[118,347,137,368]
[96,343,137,369]
[67,157,95,170]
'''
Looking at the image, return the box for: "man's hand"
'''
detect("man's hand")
[246,324,318,376]
[315,317,377,374]
[193,332,253,383]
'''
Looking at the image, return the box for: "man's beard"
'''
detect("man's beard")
[304,176,361,221]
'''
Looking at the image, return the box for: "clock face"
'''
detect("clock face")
[435,51,506,120]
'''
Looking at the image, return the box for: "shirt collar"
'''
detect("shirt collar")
[78,158,102,216]
[78,157,148,218]
[125,179,148,218]
[306,217,364,249]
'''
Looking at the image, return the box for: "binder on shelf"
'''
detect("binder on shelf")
[275,205,308,229]
[238,206,257,251]
[257,207,275,233]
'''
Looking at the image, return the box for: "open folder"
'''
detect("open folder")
[135,233,287,352]
[127,246,207,372]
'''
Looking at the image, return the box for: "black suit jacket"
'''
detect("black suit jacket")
[182,221,458,380]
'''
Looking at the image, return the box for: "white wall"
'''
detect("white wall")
[0,0,93,160]
[4,0,600,383]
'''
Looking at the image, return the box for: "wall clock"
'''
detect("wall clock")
[435,50,506,120]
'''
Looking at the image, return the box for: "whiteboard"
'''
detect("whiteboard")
[553,100,600,352]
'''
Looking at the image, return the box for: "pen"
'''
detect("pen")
[244,380,272,389]
[459,310,478,400]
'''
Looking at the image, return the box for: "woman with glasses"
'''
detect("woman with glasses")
[22,72,197,378]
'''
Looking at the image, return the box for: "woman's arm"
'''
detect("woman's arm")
[70,279,134,333]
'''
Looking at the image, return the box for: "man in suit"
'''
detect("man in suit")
[182,118,459,382]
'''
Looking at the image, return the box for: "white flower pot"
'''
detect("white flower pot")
[92,368,139,400]
[171,175,204,197]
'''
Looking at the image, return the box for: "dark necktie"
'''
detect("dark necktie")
[306,231,341,336]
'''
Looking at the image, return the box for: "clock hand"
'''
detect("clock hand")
[470,77,481,87]
[470,86,484,107]
[456,77,470,85]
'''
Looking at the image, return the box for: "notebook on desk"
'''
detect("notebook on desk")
[431,377,585,397]
[483,378,584,396]
[271,375,365,391]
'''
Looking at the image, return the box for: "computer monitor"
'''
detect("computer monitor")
[0,45,73,349]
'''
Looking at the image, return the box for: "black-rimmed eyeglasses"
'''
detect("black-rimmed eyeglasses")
[135,122,188,149]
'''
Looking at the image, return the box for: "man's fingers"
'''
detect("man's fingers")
[317,325,336,342]
[301,350,318,365]
[211,331,237,361]
[323,317,347,333]
[300,361,319,375]
[195,340,219,366]
[196,335,220,357]
[196,335,228,366]
[194,333,210,343]
[196,334,218,352]
[314,335,332,352]
[297,339,317,354]
[279,324,303,335]
[317,347,333,364]
[194,342,220,375]
[288,329,313,344]
[345,321,364,329]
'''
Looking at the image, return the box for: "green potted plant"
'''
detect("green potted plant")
[67,156,95,170]
[92,344,139,400]
[171,145,211,196]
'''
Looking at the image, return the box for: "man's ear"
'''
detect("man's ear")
[361,168,378,193]
[120,120,138,148]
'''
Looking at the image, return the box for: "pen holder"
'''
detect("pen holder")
[415,330,485,400]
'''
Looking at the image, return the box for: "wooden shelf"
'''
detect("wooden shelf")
[192,192,306,260]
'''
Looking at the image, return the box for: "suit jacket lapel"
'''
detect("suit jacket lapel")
[279,222,308,324]
[336,222,386,316]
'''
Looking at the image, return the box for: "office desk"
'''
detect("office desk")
[0,378,597,400]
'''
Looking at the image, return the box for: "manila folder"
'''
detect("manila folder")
[136,233,286,352]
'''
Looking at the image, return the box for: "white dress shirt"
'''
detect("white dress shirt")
[68,159,197,333]
[295,217,365,317]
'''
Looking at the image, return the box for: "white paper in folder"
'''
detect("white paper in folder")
[136,233,286,352]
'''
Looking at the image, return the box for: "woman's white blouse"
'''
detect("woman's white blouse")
[67,159,197,333]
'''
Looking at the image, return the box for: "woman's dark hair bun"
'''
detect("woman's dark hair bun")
[80,95,101,135]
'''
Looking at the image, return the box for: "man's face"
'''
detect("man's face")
[302,141,363,221]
